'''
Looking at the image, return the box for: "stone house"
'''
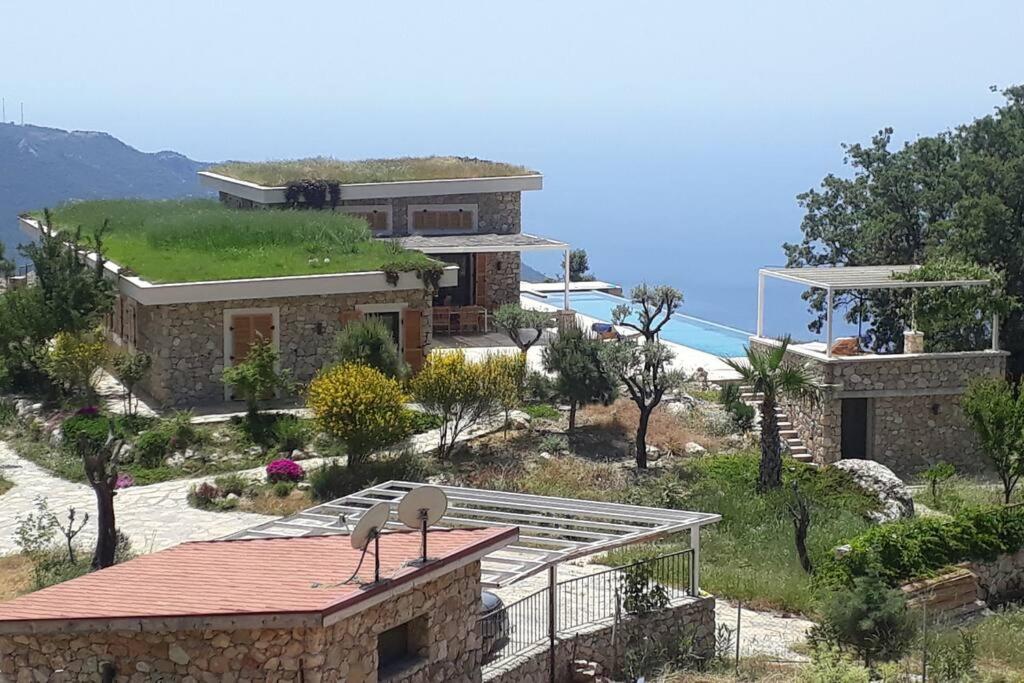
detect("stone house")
[19,161,569,407]
[753,265,1008,476]
[0,527,517,682]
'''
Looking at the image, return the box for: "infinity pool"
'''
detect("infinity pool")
[528,291,751,358]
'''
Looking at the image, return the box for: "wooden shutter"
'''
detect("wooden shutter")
[350,210,388,232]
[402,309,425,373]
[230,313,274,364]
[339,309,364,327]
[474,253,491,308]
[413,208,473,231]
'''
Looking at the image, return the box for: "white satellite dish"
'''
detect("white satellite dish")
[349,502,391,583]
[397,486,448,564]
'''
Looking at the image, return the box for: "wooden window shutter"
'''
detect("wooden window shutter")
[231,315,252,363]
[339,309,364,326]
[474,253,491,308]
[402,309,425,373]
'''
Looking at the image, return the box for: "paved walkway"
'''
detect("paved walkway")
[0,442,274,556]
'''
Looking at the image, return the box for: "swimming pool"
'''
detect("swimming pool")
[527,291,751,357]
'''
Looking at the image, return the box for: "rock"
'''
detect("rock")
[168,643,190,666]
[831,459,915,522]
[48,429,63,448]
[646,445,663,461]
[296,482,311,491]
[506,410,531,430]
[538,451,552,460]
[290,449,309,461]
[247,446,263,457]
[183,448,201,461]
[165,453,186,468]
[225,493,239,502]
[684,441,706,456]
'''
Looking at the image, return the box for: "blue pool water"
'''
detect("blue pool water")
[531,291,751,358]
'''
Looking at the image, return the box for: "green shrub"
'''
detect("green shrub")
[272,481,294,498]
[133,429,171,469]
[41,330,109,400]
[187,482,220,510]
[163,410,200,449]
[273,415,311,452]
[0,398,16,426]
[61,412,111,453]
[405,409,443,434]
[309,451,431,503]
[795,648,871,683]
[818,505,1024,589]
[213,473,250,497]
[812,575,917,666]
[309,460,352,502]
[222,339,292,418]
[718,383,755,432]
[524,371,558,403]
[523,403,560,420]
[333,318,408,379]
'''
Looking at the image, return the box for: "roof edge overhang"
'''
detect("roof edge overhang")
[199,170,543,203]
[759,265,991,290]
[0,528,518,636]
[18,217,458,305]
[398,232,569,254]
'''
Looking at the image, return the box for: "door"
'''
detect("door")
[402,309,425,373]
[227,312,275,400]
[841,398,870,459]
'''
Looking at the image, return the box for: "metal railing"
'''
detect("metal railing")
[479,549,696,666]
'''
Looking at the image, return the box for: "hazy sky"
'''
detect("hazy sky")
[6,0,1023,330]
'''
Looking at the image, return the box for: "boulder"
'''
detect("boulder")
[684,441,706,456]
[506,410,532,430]
[831,459,915,522]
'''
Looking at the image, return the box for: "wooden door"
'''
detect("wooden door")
[229,313,274,365]
[402,309,425,373]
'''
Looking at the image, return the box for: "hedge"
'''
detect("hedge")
[818,505,1024,589]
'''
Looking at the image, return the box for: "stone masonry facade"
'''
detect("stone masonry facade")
[483,596,716,683]
[129,288,430,407]
[750,340,1007,476]
[0,564,482,683]
[218,191,522,237]
[483,251,521,310]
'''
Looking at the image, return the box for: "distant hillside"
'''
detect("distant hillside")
[521,262,550,283]
[0,122,210,257]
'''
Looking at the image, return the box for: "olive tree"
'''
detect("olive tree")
[493,304,551,353]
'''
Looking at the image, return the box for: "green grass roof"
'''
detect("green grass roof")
[39,199,438,284]
[210,156,536,186]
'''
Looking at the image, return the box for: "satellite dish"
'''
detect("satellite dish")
[349,502,391,584]
[397,486,448,564]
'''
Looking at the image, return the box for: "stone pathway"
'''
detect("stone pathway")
[0,442,274,556]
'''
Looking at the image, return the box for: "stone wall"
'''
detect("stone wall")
[219,191,522,236]
[749,340,1006,476]
[131,289,430,407]
[482,596,716,683]
[900,548,1024,623]
[971,547,1024,604]
[0,564,482,683]
[484,251,521,310]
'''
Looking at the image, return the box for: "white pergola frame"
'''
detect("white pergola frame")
[227,480,720,588]
[757,265,998,358]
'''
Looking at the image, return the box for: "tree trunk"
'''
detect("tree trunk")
[568,401,577,433]
[758,396,782,491]
[92,485,117,570]
[793,511,812,574]
[635,408,651,469]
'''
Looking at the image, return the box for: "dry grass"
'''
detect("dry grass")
[581,399,721,455]
[236,488,313,516]
[211,156,536,186]
[0,554,35,601]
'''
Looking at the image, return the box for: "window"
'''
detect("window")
[340,206,391,232]
[366,311,401,348]
[408,204,476,233]
[433,254,472,306]
[377,617,427,679]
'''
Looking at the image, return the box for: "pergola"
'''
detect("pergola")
[757,265,997,357]
[226,480,720,588]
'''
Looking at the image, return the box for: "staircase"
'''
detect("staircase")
[739,387,814,464]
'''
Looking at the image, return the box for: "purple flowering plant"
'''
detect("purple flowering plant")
[266,458,304,483]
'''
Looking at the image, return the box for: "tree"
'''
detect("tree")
[333,318,408,379]
[112,351,151,416]
[787,481,813,574]
[567,249,594,282]
[40,330,109,402]
[482,352,527,436]
[542,322,615,432]
[410,351,499,459]
[816,576,917,667]
[784,87,1024,373]
[603,284,684,468]
[962,377,1024,504]
[307,363,412,469]
[222,339,291,421]
[724,338,816,491]
[493,304,551,353]
[75,432,128,569]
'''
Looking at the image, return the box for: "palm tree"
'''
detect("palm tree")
[724,337,816,492]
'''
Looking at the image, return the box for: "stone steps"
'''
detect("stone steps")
[740,386,814,464]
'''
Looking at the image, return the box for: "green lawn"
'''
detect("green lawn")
[39,199,438,283]
[211,156,535,186]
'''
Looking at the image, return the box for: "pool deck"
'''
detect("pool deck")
[520,294,743,383]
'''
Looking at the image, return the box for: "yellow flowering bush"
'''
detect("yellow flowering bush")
[42,330,109,400]
[482,352,527,434]
[307,363,412,467]
[410,351,500,458]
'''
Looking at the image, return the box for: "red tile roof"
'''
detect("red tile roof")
[0,528,515,630]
